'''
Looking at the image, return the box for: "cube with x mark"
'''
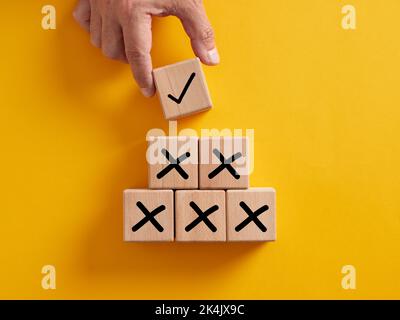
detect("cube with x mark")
[227,188,276,241]
[148,136,198,189]
[124,189,174,242]
[199,137,250,189]
[175,190,226,241]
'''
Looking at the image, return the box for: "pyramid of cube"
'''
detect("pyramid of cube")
[123,59,276,242]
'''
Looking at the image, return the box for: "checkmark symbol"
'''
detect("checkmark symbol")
[167,72,196,104]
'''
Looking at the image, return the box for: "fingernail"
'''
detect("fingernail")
[207,48,220,65]
[140,87,154,97]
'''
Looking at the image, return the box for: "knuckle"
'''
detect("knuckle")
[191,0,204,6]
[183,0,203,8]
[166,0,180,15]
[125,49,148,62]
[118,0,144,20]
[73,10,89,23]
[120,9,139,24]
[103,0,113,13]
[199,26,215,42]
[170,0,202,15]
[72,11,80,22]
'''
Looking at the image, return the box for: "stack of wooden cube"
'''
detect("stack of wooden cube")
[124,58,276,242]
[124,136,276,242]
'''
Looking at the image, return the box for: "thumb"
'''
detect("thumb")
[174,0,220,65]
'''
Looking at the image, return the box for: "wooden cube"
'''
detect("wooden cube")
[199,137,250,189]
[226,188,276,241]
[175,190,226,242]
[124,189,174,242]
[153,58,212,120]
[148,136,198,189]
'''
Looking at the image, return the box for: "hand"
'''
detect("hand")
[73,0,219,97]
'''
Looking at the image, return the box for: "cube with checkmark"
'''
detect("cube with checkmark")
[153,58,212,120]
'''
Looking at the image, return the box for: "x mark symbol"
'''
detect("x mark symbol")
[235,201,268,232]
[185,201,219,232]
[132,201,166,233]
[156,148,191,180]
[208,149,242,180]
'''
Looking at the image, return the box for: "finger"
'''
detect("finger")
[174,0,219,65]
[122,13,155,97]
[101,17,127,63]
[89,1,102,48]
[73,0,91,32]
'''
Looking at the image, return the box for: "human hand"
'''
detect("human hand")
[73,0,219,97]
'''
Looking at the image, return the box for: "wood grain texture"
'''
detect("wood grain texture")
[148,136,198,189]
[124,189,174,242]
[226,188,276,242]
[175,190,226,242]
[153,58,212,120]
[199,137,250,189]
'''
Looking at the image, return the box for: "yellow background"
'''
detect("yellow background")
[1,0,399,299]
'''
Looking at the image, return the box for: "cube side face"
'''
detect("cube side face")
[153,58,212,120]
[124,189,174,242]
[226,188,276,242]
[148,136,199,189]
[175,190,226,242]
[199,137,250,189]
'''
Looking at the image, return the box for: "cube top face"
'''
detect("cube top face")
[153,58,212,120]
[227,188,276,242]
[124,189,174,242]
[199,137,250,189]
[175,190,226,242]
[148,136,198,189]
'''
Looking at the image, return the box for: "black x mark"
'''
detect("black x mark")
[168,72,196,104]
[208,149,242,180]
[132,201,166,232]
[156,148,190,180]
[185,201,219,232]
[235,201,268,232]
